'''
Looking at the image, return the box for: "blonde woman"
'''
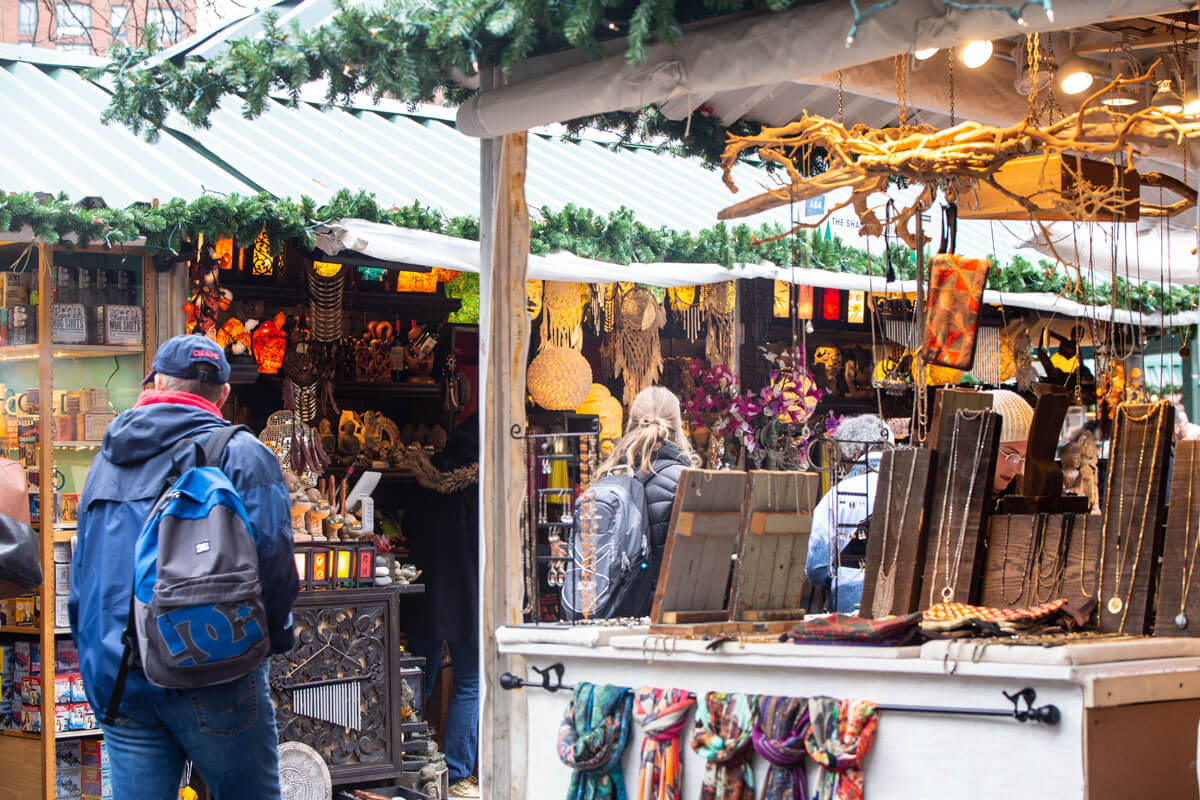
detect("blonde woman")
[596,386,695,613]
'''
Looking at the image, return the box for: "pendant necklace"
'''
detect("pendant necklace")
[939,410,988,604]
[1106,403,1164,621]
[1176,443,1199,629]
[873,450,916,617]
[999,515,1036,606]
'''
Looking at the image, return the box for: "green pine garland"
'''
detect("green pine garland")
[0,189,1194,316]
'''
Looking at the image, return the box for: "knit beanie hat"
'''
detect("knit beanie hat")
[987,389,1034,444]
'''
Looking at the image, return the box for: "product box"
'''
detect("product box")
[1,272,29,307]
[12,596,35,626]
[14,640,39,674]
[81,739,108,769]
[20,704,40,732]
[56,638,79,672]
[21,675,41,705]
[53,541,73,564]
[55,594,69,630]
[81,766,104,798]
[54,674,73,704]
[54,564,71,596]
[54,414,77,443]
[56,739,83,769]
[70,674,87,703]
[77,413,115,443]
[79,388,109,413]
[95,305,143,346]
[51,303,88,344]
[54,703,70,733]
[55,765,81,799]
[69,702,94,731]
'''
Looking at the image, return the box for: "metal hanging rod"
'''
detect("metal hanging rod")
[511,422,599,440]
[500,663,1060,726]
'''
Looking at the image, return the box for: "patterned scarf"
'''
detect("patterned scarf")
[557,683,634,800]
[804,698,878,800]
[689,692,756,800]
[752,696,810,800]
[632,687,696,800]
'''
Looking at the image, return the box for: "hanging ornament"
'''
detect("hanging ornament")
[646,285,667,306]
[971,327,1016,385]
[603,284,616,333]
[540,281,587,352]
[433,268,460,282]
[668,285,703,342]
[526,280,544,320]
[308,261,345,343]
[589,284,603,334]
[704,282,735,366]
[612,287,666,405]
[528,347,593,410]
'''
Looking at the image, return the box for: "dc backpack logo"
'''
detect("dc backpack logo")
[156,604,264,667]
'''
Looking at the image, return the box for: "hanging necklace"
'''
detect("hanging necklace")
[1105,403,1165,621]
[1034,515,1069,604]
[937,409,988,604]
[873,450,916,617]
[1177,443,1199,629]
[1000,515,1038,606]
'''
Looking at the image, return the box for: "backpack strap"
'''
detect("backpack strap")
[202,424,252,471]
[102,423,249,727]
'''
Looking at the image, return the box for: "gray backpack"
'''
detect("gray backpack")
[560,468,654,620]
[102,425,268,724]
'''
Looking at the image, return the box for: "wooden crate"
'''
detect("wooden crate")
[650,470,749,632]
[958,154,1140,222]
[730,470,820,626]
[920,409,1000,608]
[1098,402,1173,635]
[860,448,936,618]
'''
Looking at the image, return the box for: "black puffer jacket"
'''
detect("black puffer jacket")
[635,441,693,578]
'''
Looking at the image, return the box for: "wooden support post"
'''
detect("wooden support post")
[37,245,55,798]
[478,78,531,800]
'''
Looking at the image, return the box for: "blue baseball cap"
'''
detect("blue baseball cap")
[142,334,231,386]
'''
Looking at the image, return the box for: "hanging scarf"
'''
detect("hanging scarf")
[632,687,696,800]
[557,683,634,800]
[804,698,878,800]
[689,692,756,800]
[752,696,810,800]
[923,254,992,370]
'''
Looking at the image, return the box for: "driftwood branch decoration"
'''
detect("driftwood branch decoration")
[719,59,1199,260]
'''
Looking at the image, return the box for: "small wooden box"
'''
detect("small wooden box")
[959,155,1140,222]
[77,412,114,442]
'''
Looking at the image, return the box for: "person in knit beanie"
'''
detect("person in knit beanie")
[987,389,1034,492]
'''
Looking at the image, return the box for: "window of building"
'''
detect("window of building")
[56,41,93,53]
[18,0,38,37]
[109,5,128,39]
[145,7,180,44]
[54,2,92,38]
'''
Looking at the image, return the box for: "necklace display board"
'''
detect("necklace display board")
[1098,402,1173,635]
[927,387,993,452]
[921,409,1000,608]
[729,470,820,628]
[1155,439,1200,636]
[859,448,936,618]
[981,514,1091,610]
[650,469,748,635]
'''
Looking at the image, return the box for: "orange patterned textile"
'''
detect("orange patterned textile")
[923,254,992,370]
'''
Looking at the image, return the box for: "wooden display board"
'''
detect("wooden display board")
[650,469,748,634]
[1155,439,1200,637]
[920,409,1000,608]
[730,470,820,625]
[928,387,993,452]
[859,448,936,618]
[980,514,1096,610]
[1097,402,1173,635]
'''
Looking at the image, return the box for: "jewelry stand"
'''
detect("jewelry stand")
[1155,439,1200,636]
[1098,402,1173,635]
[1064,514,1102,611]
[996,387,1089,515]
[981,514,1088,610]
[649,469,749,635]
[920,409,1001,608]
[927,387,993,453]
[859,448,936,618]
[728,470,821,630]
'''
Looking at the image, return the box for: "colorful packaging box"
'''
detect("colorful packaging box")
[21,704,40,732]
[56,639,79,672]
[21,675,41,705]
[70,674,87,703]
[54,674,73,704]
[80,765,105,798]
[54,704,70,733]
[80,739,108,768]
[55,765,81,799]
[12,596,35,626]
[14,640,39,674]
[69,702,95,731]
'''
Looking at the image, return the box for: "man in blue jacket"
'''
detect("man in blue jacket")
[69,334,297,800]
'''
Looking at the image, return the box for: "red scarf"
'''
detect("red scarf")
[134,389,223,419]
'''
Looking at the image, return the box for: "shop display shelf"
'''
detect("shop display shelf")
[0,729,40,740]
[55,728,102,739]
[0,626,71,635]
[53,442,102,449]
[0,345,143,362]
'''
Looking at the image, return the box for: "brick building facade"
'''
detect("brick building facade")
[0,0,196,55]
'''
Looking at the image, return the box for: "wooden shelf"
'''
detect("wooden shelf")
[0,345,142,361]
[0,729,40,740]
[0,626,71,636]
[54,728,101,739]
[53,442,101,449]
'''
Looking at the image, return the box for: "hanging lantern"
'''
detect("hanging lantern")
[526,280,543,320]
[312,260,343,278]
[528,347,593,410]
[846,290,866,324]
[822,288,840,321]
[252,318,287,374]
[576,383,624,442]
[433,268,460,282]
[396,270,437,293]
[813,346,844,379]
[214,237,235,271]
[773,281,791,318]
[796,286,814,320]
[250,230,275,277]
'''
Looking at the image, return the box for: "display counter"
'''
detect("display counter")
[497,625,1200,800]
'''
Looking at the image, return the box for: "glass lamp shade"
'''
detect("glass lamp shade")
[796,286,814,320]
[433,268,460,282]
[395,270,437,293]
[528,347,593,410]
[822,288,840,321]
[846,290,866,324]
[773,281,791,318]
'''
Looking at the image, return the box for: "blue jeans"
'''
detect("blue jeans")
[408,638,479,782]
[99,665,280,800]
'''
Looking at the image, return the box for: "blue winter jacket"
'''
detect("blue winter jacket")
[68,396,298,715]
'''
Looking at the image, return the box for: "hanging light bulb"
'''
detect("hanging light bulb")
[958,40,993,69]
[914,47,939,61]
[1058,55,1096,95]
[1184,87,1200,116]
[1152,78,1183,113]
[1012,42,1051,96]
[1102,50,1145,109]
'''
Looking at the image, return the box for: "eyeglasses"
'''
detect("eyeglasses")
[999,448,1026,466]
